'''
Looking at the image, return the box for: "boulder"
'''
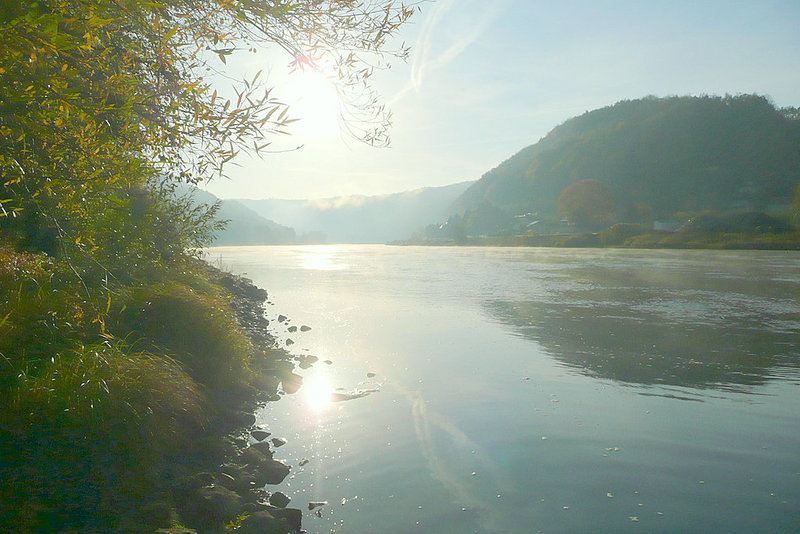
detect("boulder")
[272,507,302,532]
[269,491,291,508]
[251,458,291,486]
[178,485,242,531]
[251,429,271,441]
[238,511,292,534]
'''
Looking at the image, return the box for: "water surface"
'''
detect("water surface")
[207,245,800,533]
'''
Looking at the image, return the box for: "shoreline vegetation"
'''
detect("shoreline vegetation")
[0,247,310,533]
[391,230,800,250]
[392,218,800,250]
[0,2,417,532]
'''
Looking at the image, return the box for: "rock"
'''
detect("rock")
[270,491,291,508]
[366,372,376,378]
[299,458,309,466]
[281,373,303,394]
[300,325,311,332]
[248,440,275,458]
[272,507,302,532]
[308,501,328,510]
[271,437,287,448]
[278,314,287,322]
[251,429,271,441]
[219,464,256,491]
[251,458,291,486]
[285,338,294,345]
[323,360,332,365]
[178,485,242,531]
[229,411,257,429]
[237,511,288,534]
[216,472,237,490]
[238,446,272,466]
[288,325,297,332]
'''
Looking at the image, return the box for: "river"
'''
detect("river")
[206,245,800,534]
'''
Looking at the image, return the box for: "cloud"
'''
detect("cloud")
[390,0,510,103]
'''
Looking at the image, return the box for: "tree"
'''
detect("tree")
[0,0,417,275]
[557,179,615,228]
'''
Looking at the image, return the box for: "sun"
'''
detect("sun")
[284,67,341,141]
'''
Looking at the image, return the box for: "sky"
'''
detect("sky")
[202,0,800,201]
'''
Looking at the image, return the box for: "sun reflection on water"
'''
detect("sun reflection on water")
[303,371,333,413]
[299,246,348,271]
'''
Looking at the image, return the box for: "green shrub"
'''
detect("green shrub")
[0,343,203,532]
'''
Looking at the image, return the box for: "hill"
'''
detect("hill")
[237,181,473,243]
[187,188,300,245]
[449,95,800,236]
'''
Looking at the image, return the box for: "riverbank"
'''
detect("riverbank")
[0,247,308,533]
[391,230,800,250]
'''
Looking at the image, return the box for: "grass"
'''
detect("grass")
[0,343,204,532]
[0,246,278,531]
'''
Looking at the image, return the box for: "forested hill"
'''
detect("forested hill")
[453,95,800,228]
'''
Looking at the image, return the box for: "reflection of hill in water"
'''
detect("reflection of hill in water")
[485,276,800,392]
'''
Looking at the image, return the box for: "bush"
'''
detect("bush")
[599,223,647,246]
[0,343,203,532]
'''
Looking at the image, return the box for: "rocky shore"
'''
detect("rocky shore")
[154,265,309,534]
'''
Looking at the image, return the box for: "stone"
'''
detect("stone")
[250,458,291,486]
[281,373,303,394]
[238,511,288,534]
[288,325,297,332]
[248,440,275,458]
[300,325,311,332]
[178,485,242,531]
[271,437,287,448]
[251,429,271,441]
[278,314,287,322]
[270,491,291,508]
[272,508,302,532]
[229,411,257,429]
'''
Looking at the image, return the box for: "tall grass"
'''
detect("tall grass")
[0,343,204,531]
[117,282,256,396]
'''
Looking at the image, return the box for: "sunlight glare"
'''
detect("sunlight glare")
[284,68,341,140]
[303,372,333,413]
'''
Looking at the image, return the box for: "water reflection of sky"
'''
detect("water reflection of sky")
[484,250,800,394]
[211,245,800,534]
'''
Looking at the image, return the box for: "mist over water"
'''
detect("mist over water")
[207,245,800,533]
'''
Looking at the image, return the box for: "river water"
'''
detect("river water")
[206,245,800,534]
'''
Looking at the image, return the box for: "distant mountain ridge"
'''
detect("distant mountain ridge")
[186,188,300,245]
[236,181,473,243]
[447,94,800,236]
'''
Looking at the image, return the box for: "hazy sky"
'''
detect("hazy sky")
[202,0,800,200]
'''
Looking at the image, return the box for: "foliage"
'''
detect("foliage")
[557,179,615,228]
[454,94,800,234]
[0,2,418,530]
[599,222,647,246]
[0,342,203,532]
